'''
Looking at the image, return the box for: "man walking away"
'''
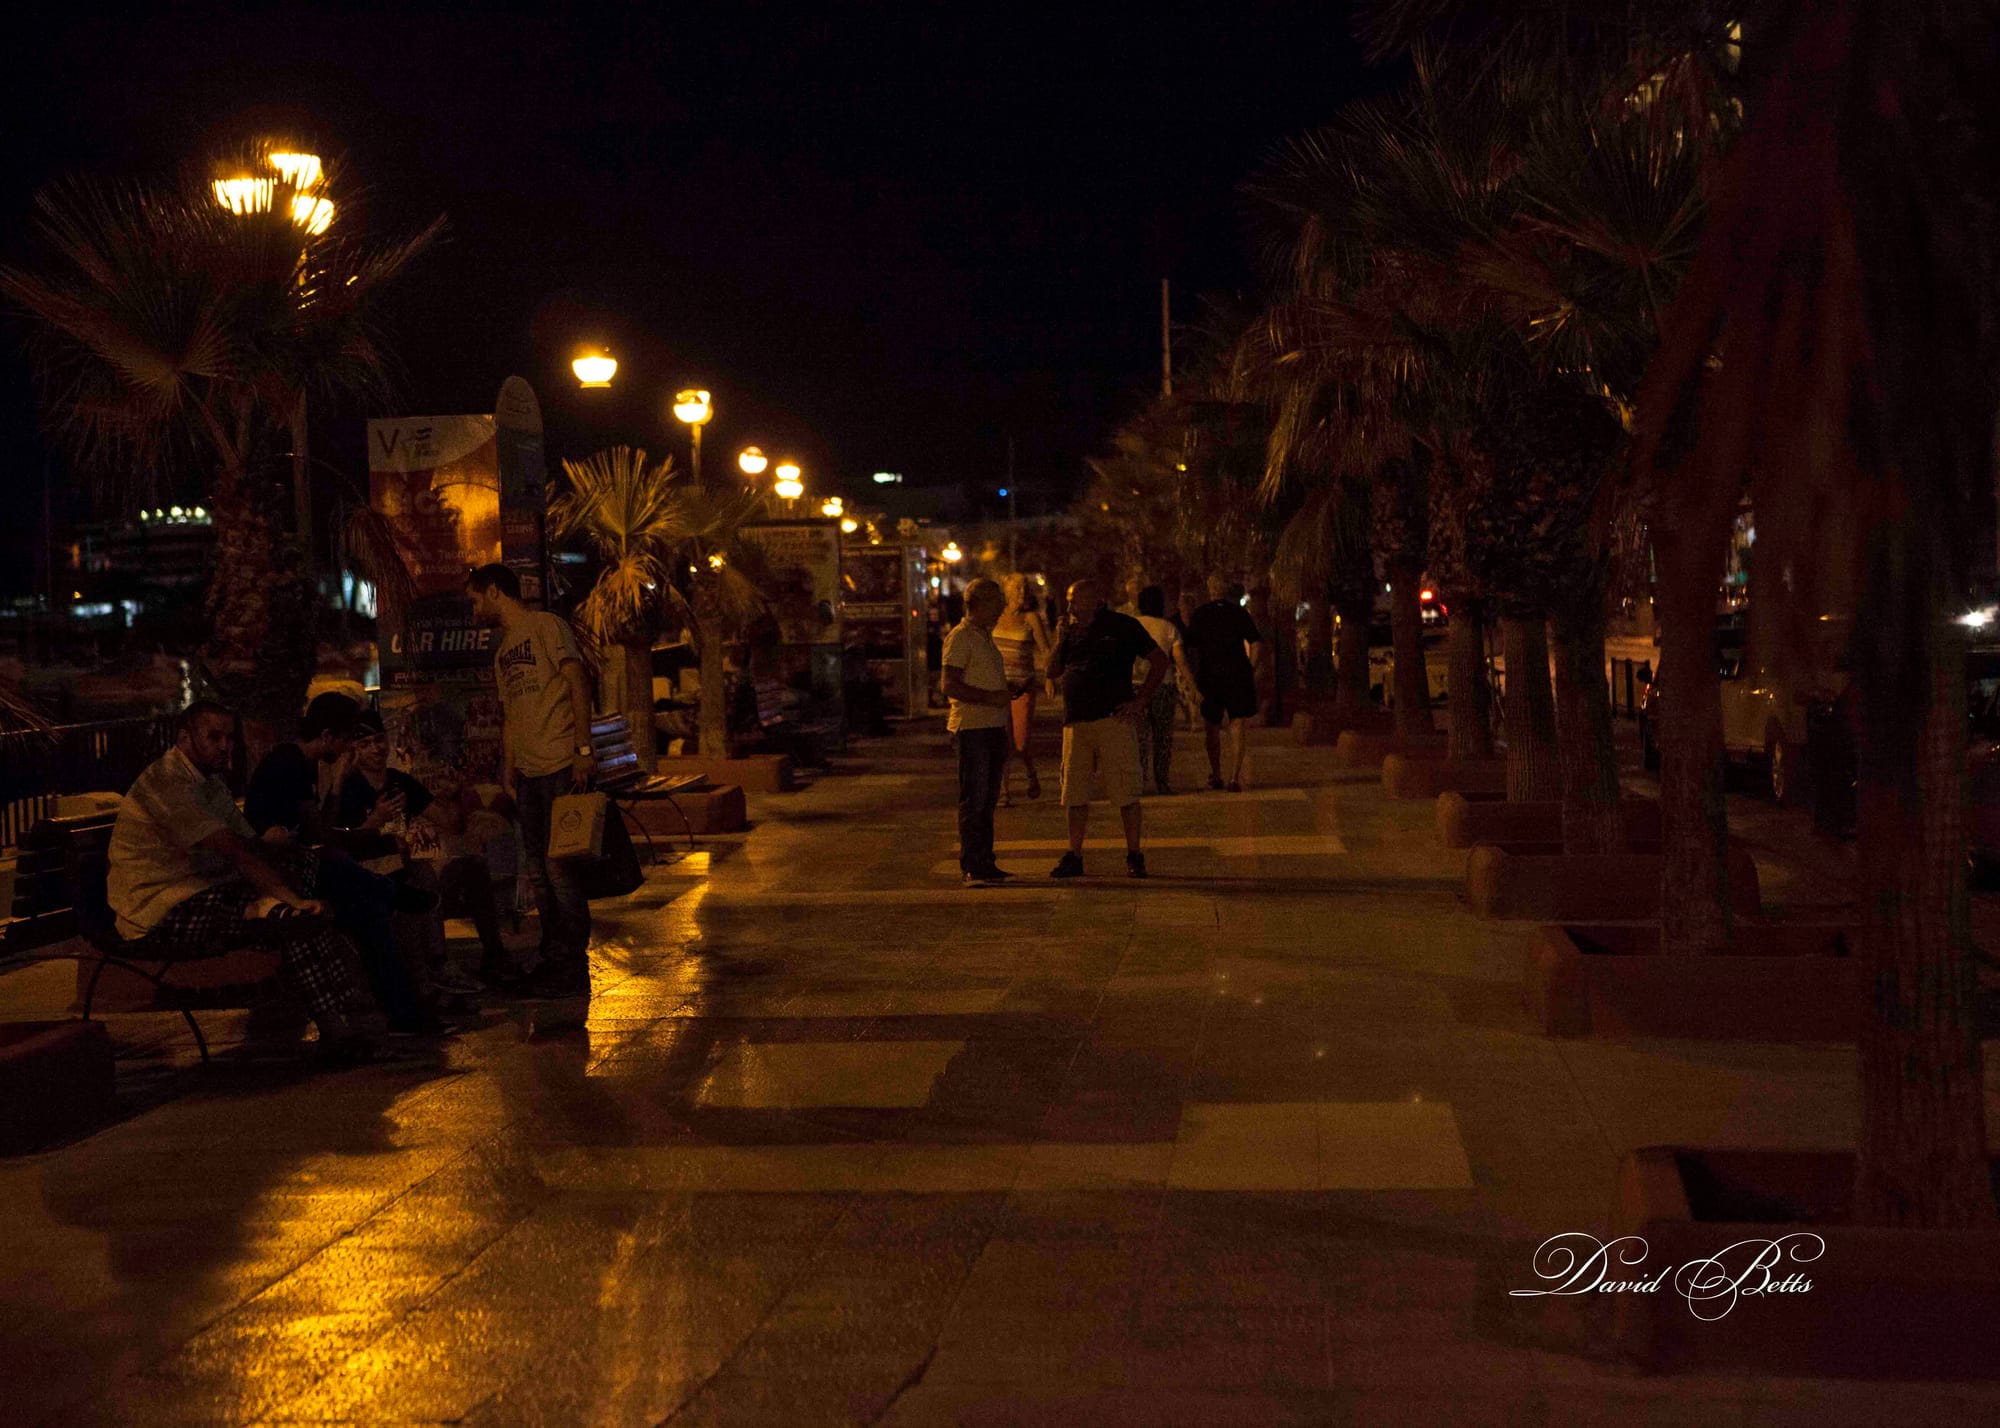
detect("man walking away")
[942,578,1016,885]
[1133,586,1194,795]
[1047,578,1168,878]
[108,701,386,1061]
[468,563,597,1000]
[1187,574,1263,791]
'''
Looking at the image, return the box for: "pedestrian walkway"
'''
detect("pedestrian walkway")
[2,719,1997,1425]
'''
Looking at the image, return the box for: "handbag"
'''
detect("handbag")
[576,804,645,900]
[547,792,609,860]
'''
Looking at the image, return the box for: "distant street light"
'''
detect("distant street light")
[673,388,713,485]
[941,541,963,564]
[820,496,844,519]
[572,352,617,388]
[840,516,859,534]
[737,445,769,478]
[773,462,804,502]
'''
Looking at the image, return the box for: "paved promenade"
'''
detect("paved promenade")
[2,719,1996,1425]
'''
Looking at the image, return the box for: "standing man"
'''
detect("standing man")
[1187,574,1263,791]
[941,577,1016,885]
[468,563,596,999]
[1046,577,1168,878]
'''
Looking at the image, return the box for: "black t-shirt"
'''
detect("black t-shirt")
[1186,599,1262,688]
[245,743,318,834]
[335,768,434,828]
[1053,609,1158,724]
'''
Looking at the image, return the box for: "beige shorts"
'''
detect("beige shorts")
[1060,717,1141,808]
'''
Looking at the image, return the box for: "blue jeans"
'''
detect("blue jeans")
[955,726,1008,873]
[307,848,423,1023]
[514,769,593,961]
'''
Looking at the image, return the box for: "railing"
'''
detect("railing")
[0,715,176,850]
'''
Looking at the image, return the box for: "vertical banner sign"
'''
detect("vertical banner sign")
[838,543,929,717]
[737,520,846,747]
[367,382,545,792]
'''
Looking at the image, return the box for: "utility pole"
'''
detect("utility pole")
[1161,277,1172,397]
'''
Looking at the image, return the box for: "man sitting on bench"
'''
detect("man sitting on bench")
[106,700,388,1061]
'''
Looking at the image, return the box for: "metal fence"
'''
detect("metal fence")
[0,715,176,849]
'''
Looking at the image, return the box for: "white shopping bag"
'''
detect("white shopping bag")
[547,792,609,860]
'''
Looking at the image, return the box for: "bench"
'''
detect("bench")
[732,676,841,769]
[590,715,711,860]
[1,810,277,1063]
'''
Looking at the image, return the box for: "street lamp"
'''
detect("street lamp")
[572,351,617,388]
[673,388,712,485]
[737,445,769,478]
[840,516,859,534]
[773,462,804,502]
[820,495,844,519]
[941,541,963,564]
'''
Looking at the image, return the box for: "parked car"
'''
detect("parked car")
[1637,615,1843,806]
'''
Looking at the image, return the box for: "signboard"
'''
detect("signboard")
[367,379,547,793]
[839,543,930,718]
[739,521,842,645]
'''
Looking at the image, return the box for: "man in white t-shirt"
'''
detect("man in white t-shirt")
[468,562,596,1000]
[942,577,1018,885]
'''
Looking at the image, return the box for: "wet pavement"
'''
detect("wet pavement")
[3,717,1999,1425]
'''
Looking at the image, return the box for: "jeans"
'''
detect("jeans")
[514,768,593,961]
[310,848,423,1023]
[402,855,515,977]
[1137,682,1178,791]
[955,727,1008,873]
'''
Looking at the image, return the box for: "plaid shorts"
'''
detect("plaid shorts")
[136,872,367,1024]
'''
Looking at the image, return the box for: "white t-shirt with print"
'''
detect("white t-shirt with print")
[942,620,1009,733]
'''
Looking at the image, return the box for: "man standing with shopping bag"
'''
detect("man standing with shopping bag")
[469,563,596,1000]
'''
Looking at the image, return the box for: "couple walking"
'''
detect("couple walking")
[946,577,1168,884]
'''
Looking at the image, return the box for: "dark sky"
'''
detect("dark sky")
[2,3,1377,574]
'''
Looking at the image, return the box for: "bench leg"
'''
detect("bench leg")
[81,954,210,1066]
[615,802,658,866]
[661,793,698,850]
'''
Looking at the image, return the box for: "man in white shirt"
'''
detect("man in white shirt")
[468,562,597,1000]
[942,578,1017,885]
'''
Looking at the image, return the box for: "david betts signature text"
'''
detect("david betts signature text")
[1509,1233,1823,1321]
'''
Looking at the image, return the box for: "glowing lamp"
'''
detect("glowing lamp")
[840,517,859,534]
[572,353,617,388]
[820,496,844,518]
[1419,588,1435,602]
[773,463,804,500]
[707,553,726,571]
[737,446,769,477]
[673,389,713,426]
[267,152,323,191]
[941,541,963,564]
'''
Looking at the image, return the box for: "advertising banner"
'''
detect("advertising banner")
[738,520,845,748]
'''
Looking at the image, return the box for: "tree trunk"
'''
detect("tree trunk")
[695,577,726,757]
[615,641,657,772]
[1550,595,1624,855]
[1304,599,1336,695]
[1334,592,1373,716]
[204,466,317,728]
[1388,560,1430,743]
[1655,520,1735,956]
[1266,594,1297,726]
[1854,628,1995,1228]
[1500,613,1560,802]
[1446,598,1495,763]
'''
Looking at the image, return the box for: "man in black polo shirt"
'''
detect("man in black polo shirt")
[1046,577,1169,878]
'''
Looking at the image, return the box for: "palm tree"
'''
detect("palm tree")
[0,151,443,729]
[1630,0,1998,1228]
[550,446,766,769]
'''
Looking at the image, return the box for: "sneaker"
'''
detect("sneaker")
[428,961,486,997]
[521,957,591,1000]
[1050,851,1085,879]
[480,959,533,993]
[962,870,996,887]
[1126,851,1148,878]
[979,865,1016,882]
[1208,775,1225,791]
[1227,780,1243,793]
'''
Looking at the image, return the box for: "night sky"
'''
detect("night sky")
[2,3,1377,586]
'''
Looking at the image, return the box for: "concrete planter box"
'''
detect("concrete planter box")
[1331,728,1446,770]
[1465,843,1759,921]
[1437,794,1661,850]
[1382,755,1507,801]
[1525,923,1859,1038]
[0,1019,114,1153]
[1292,704,1391,746]
[624,784,747,838]
[1615,1147,2000,1379]
[657,754,794,793]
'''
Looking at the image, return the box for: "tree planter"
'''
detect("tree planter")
[1292,703,1392,746]
[623,784,748,837]
[1383,755,1507,800]
[1437,793,1660,849]
[657,753,794,793]
[1465,844,1759,921]
[1525,923,1859,1038]
[1613,1147,2000,1379]
[1332,726,1446,770]
[0,1020,114,1153]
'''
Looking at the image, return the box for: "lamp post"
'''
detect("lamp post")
[773,461,804,508]
[737,445,769,481]
[673,388,713,486]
